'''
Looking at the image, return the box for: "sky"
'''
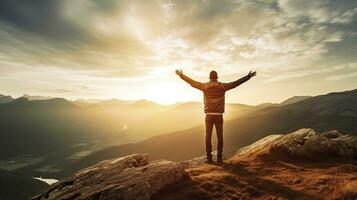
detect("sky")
[0,0,356,105]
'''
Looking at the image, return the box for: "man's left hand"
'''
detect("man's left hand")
[248,71,257,78]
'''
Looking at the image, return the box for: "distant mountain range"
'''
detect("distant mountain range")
[0,91,351,164]
[0,94,253,178]
[75,89,357,169]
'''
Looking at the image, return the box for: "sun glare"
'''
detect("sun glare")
[145,82,189,105]
[145,83,176,105]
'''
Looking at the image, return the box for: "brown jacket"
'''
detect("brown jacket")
[180,74,251,113]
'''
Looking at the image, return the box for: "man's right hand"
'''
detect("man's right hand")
[175,69,183,76]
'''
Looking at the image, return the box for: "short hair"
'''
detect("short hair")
[209,70,218,80]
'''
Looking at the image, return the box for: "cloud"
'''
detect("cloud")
[50,89,76,94]
[326,72,357,80]
[325,62,357,80]
[278,0,357,24]
[0,0,356,83]
[0,0,84,40]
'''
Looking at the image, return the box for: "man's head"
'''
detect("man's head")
[209,70,218,80]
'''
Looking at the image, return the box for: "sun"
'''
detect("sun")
[144,81,191,105]
[145,82,178,105]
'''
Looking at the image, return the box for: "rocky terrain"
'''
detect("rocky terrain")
[32,129,357,200]
[30,154,189,200]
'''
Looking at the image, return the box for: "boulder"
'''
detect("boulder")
[235,128,357,161]
[270,129,357,160]
[31,154,187,200]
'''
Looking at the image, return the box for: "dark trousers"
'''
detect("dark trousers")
[205,114,223,158]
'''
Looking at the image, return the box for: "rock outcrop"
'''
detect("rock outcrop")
[31,154,187,200]
[236,128,357,160]
[157,129,357,200]
[32,129,357,200]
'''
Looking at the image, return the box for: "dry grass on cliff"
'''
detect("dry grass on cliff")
[153,152,357,200]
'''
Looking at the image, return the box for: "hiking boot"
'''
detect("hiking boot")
[205,158,213,164]
[217,155,223,164]
[206,154,213,164]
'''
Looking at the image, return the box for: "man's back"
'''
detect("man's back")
[202,81,226,113]
[178,72,253,114]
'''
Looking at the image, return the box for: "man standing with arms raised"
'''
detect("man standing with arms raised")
[176,69,256,163]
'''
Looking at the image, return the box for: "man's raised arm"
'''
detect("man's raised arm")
[223,71,256,91]
[175,69,203,90]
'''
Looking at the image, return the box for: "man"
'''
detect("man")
[175,69,256,163]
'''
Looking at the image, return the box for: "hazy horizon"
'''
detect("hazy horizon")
[1,87,354,106]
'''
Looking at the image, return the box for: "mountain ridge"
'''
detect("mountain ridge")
[0,94,13,103]
[6,97,75,107]
[279,95,311,106]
